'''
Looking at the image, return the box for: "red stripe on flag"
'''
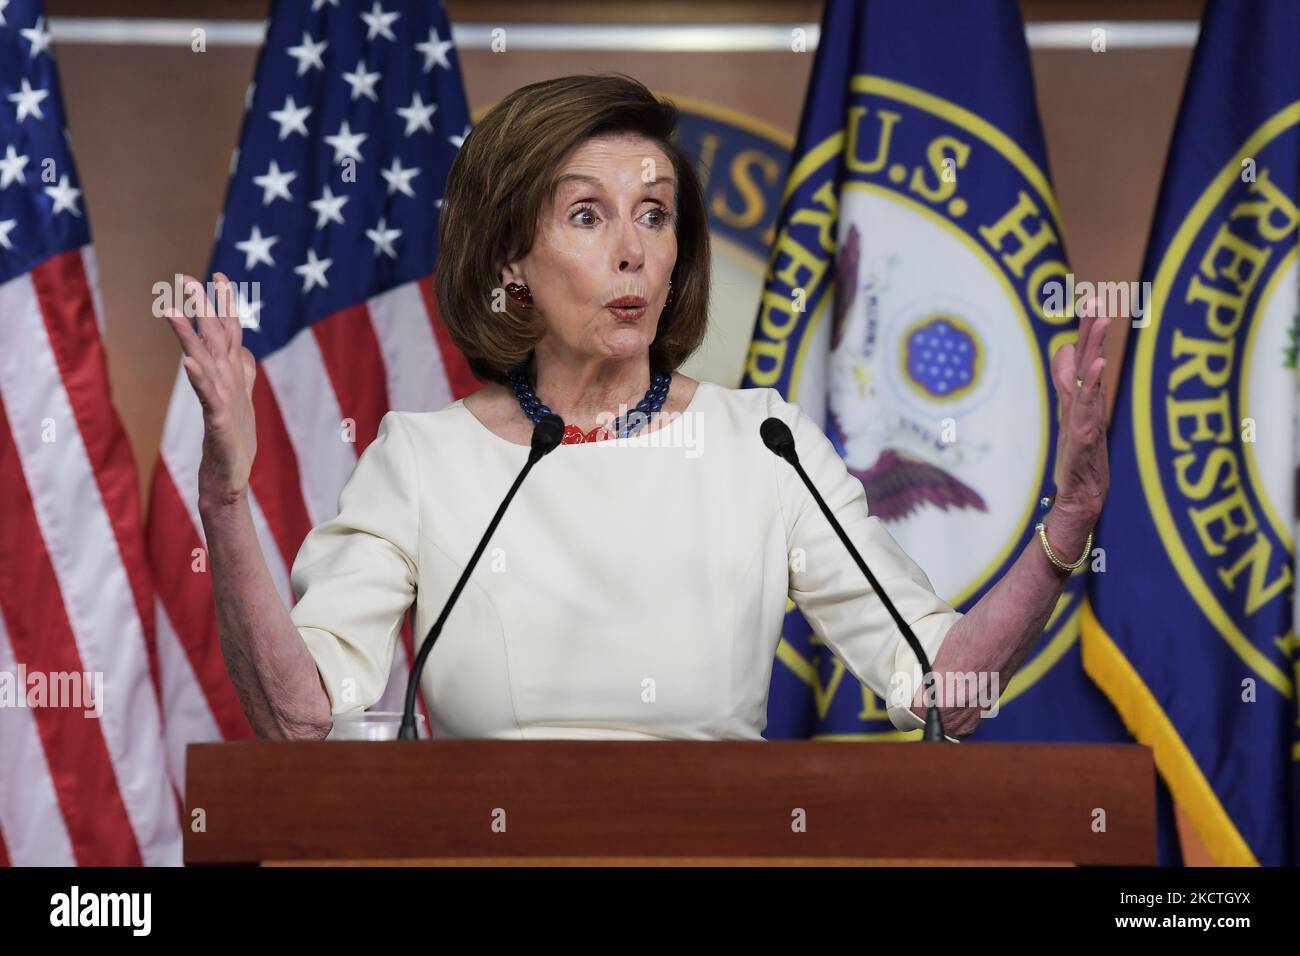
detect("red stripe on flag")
[146,465,254,741]
[314,303,389,452]
[248,372,315,574]
[0,823,9,867]
[0,395,143,866]
[417,273,478,400]
[28,250,162,710]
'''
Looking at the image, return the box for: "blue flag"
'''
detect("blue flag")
[1082,0,1300,866]
[747,0,1182,863]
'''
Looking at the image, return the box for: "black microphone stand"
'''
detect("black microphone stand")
[761,418,949,741]
[397,414,565,740]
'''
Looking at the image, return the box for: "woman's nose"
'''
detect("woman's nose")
[612,215,644,271]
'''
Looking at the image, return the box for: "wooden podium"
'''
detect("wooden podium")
[184,740,1156,866]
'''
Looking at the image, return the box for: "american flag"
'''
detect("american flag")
[0,0,180,864]
[147,0,474,787]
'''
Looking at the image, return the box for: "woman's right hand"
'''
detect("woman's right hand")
[164,272,259,509]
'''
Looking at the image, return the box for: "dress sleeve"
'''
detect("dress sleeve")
[288,410,419,716]
[770,391,963,734]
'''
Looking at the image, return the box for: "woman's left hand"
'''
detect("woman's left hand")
[1049,297,1111,525]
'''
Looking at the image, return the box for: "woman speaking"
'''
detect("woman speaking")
[165,74,1111,742]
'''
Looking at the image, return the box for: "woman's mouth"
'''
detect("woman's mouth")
[606,296,647,320]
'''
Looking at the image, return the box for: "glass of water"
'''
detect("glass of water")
[327,711,424,741]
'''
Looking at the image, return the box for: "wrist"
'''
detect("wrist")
[198,484,249,516]
[1050,491,1102,527]
[1047,502,1097,543]
[1038,508,1095,572]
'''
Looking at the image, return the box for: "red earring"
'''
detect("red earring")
[505,282,532,307]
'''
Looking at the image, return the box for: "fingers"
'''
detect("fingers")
[238,347,258,398]
[1074,297,1095,378]
[1082,311,1110,365]
[212,271,243,357]
[164,272,251,412]
[164,302,217,382]
[1070,297,1110,385]
[182,273,230,358]
[1072,354,1107,434]
[1050,341,1077,402]
[179,353,216,412]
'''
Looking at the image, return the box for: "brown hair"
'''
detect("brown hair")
[435,73,711,385]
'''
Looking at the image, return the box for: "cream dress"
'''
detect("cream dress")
[289,381,962,739]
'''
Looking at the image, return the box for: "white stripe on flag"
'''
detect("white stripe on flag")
[368,281,452,412]
[261,332,359,527]
[158,363,209,542]
[0,611,78,866]
[82,246,107,340]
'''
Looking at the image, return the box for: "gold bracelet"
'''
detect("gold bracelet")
[1035,520,1094,573]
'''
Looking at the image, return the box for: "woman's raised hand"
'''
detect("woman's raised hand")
[163,272,259,508]
[1049,296,1111,523]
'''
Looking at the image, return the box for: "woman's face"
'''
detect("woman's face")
[502,132,678,365]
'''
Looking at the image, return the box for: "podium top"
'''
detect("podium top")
[185,740,1155,865]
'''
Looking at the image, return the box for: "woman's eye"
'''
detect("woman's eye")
[644,207,672,228]
[571,206,598,225]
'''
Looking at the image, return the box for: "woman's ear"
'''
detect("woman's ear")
[498,259,525,288]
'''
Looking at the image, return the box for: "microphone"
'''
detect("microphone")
[397,413,566,739]
[760,416,948,742]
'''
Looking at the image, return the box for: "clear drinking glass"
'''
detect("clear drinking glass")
[327,711,424,741]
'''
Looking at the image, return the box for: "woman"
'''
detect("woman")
[166,73,1109,742]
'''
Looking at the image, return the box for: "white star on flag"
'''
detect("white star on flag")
[341,59,381,102]
[361,2,400,42]
[286,32,327,76]
[397,92,437,136]
[309,185,349,229]
[0,0,9,27]
[8,78,49,122]
[0,218,16,249]
[311,0,340,10]
[235,224,279,269]
[365,216,401,258]
[323,120,366,163]
[294,249,333,292]
[414,27,454,71]
[269,95,311,139]
[381,157,420,197]
[234,282,265,330]
[449,123,471,149]
[20,15,53,58]
[44,174,82,216]
[253,159,297,205]
[0,144,29,188]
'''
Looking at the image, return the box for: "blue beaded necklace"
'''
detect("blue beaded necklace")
[507,363,672,442]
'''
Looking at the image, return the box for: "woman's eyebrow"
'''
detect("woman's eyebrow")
[551,173,603,201]
[550,173,677,200]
